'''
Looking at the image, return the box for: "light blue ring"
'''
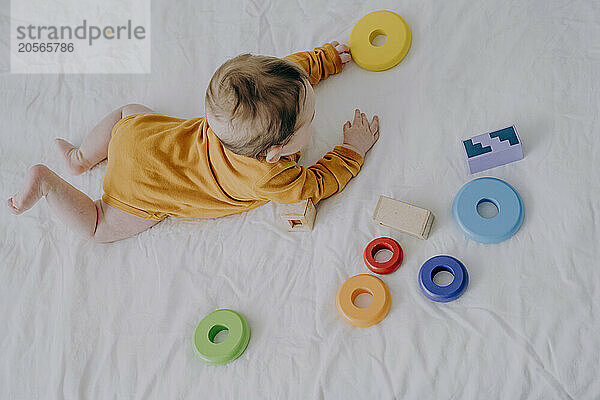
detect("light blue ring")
[453,177,523,244]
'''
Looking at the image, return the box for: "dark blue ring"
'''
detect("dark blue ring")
[419,255,468,302]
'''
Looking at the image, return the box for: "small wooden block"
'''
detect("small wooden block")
[280,199,316,232]
[373,196,434,239]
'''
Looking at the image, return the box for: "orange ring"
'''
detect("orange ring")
[336,274,391,327]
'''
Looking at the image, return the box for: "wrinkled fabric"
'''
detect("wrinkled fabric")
[1,0,599,399]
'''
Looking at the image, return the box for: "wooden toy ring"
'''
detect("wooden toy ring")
[453,177,524,244]
[419,255,469,302]
[363,237,403,274]
[193,309,250,365]
[348,10,412,71]
[336,274,391,327]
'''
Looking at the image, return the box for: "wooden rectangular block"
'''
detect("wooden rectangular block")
[373,196,434,239]
[280,199,316,232]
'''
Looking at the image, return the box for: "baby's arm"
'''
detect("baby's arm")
[283,42,351,85]
[254,109,379,205]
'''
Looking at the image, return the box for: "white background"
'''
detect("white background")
[1,0,599,398]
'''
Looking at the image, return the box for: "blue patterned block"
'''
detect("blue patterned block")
[462,125,523,173]
[463,139,492,158]
[489,126,519,145]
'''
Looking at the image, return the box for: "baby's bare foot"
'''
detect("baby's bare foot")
[55,138,90,175]
[7,164,50,215]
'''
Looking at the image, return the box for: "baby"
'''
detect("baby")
[7,42,380,242]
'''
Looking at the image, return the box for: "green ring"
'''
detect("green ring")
[193,309,250,365]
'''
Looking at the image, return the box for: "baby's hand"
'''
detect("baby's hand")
[341,109,380,157]
[331,41,352,66]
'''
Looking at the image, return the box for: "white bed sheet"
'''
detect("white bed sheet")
[1,0,600,398]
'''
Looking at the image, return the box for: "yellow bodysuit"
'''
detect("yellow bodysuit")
[102,43,364,221]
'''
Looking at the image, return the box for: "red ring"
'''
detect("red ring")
[363,237,403,274]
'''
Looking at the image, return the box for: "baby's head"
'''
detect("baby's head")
[205,54,315,163]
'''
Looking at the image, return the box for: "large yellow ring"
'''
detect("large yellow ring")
[336,274,391,327]
[348,10,412,71]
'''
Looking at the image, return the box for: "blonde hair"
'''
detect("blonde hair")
[205,54,309,158]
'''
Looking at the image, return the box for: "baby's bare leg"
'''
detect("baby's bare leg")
[56,104,154,175]
[7,165,158,242]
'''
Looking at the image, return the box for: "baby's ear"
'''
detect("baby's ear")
[264,144,283,163]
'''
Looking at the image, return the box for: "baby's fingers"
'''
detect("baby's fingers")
[339,53,352,64]
[335,43,350,53]
[370,115,380,134]
[361,113,368,127]
[343,121,351,132]
[353,109,361,125]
